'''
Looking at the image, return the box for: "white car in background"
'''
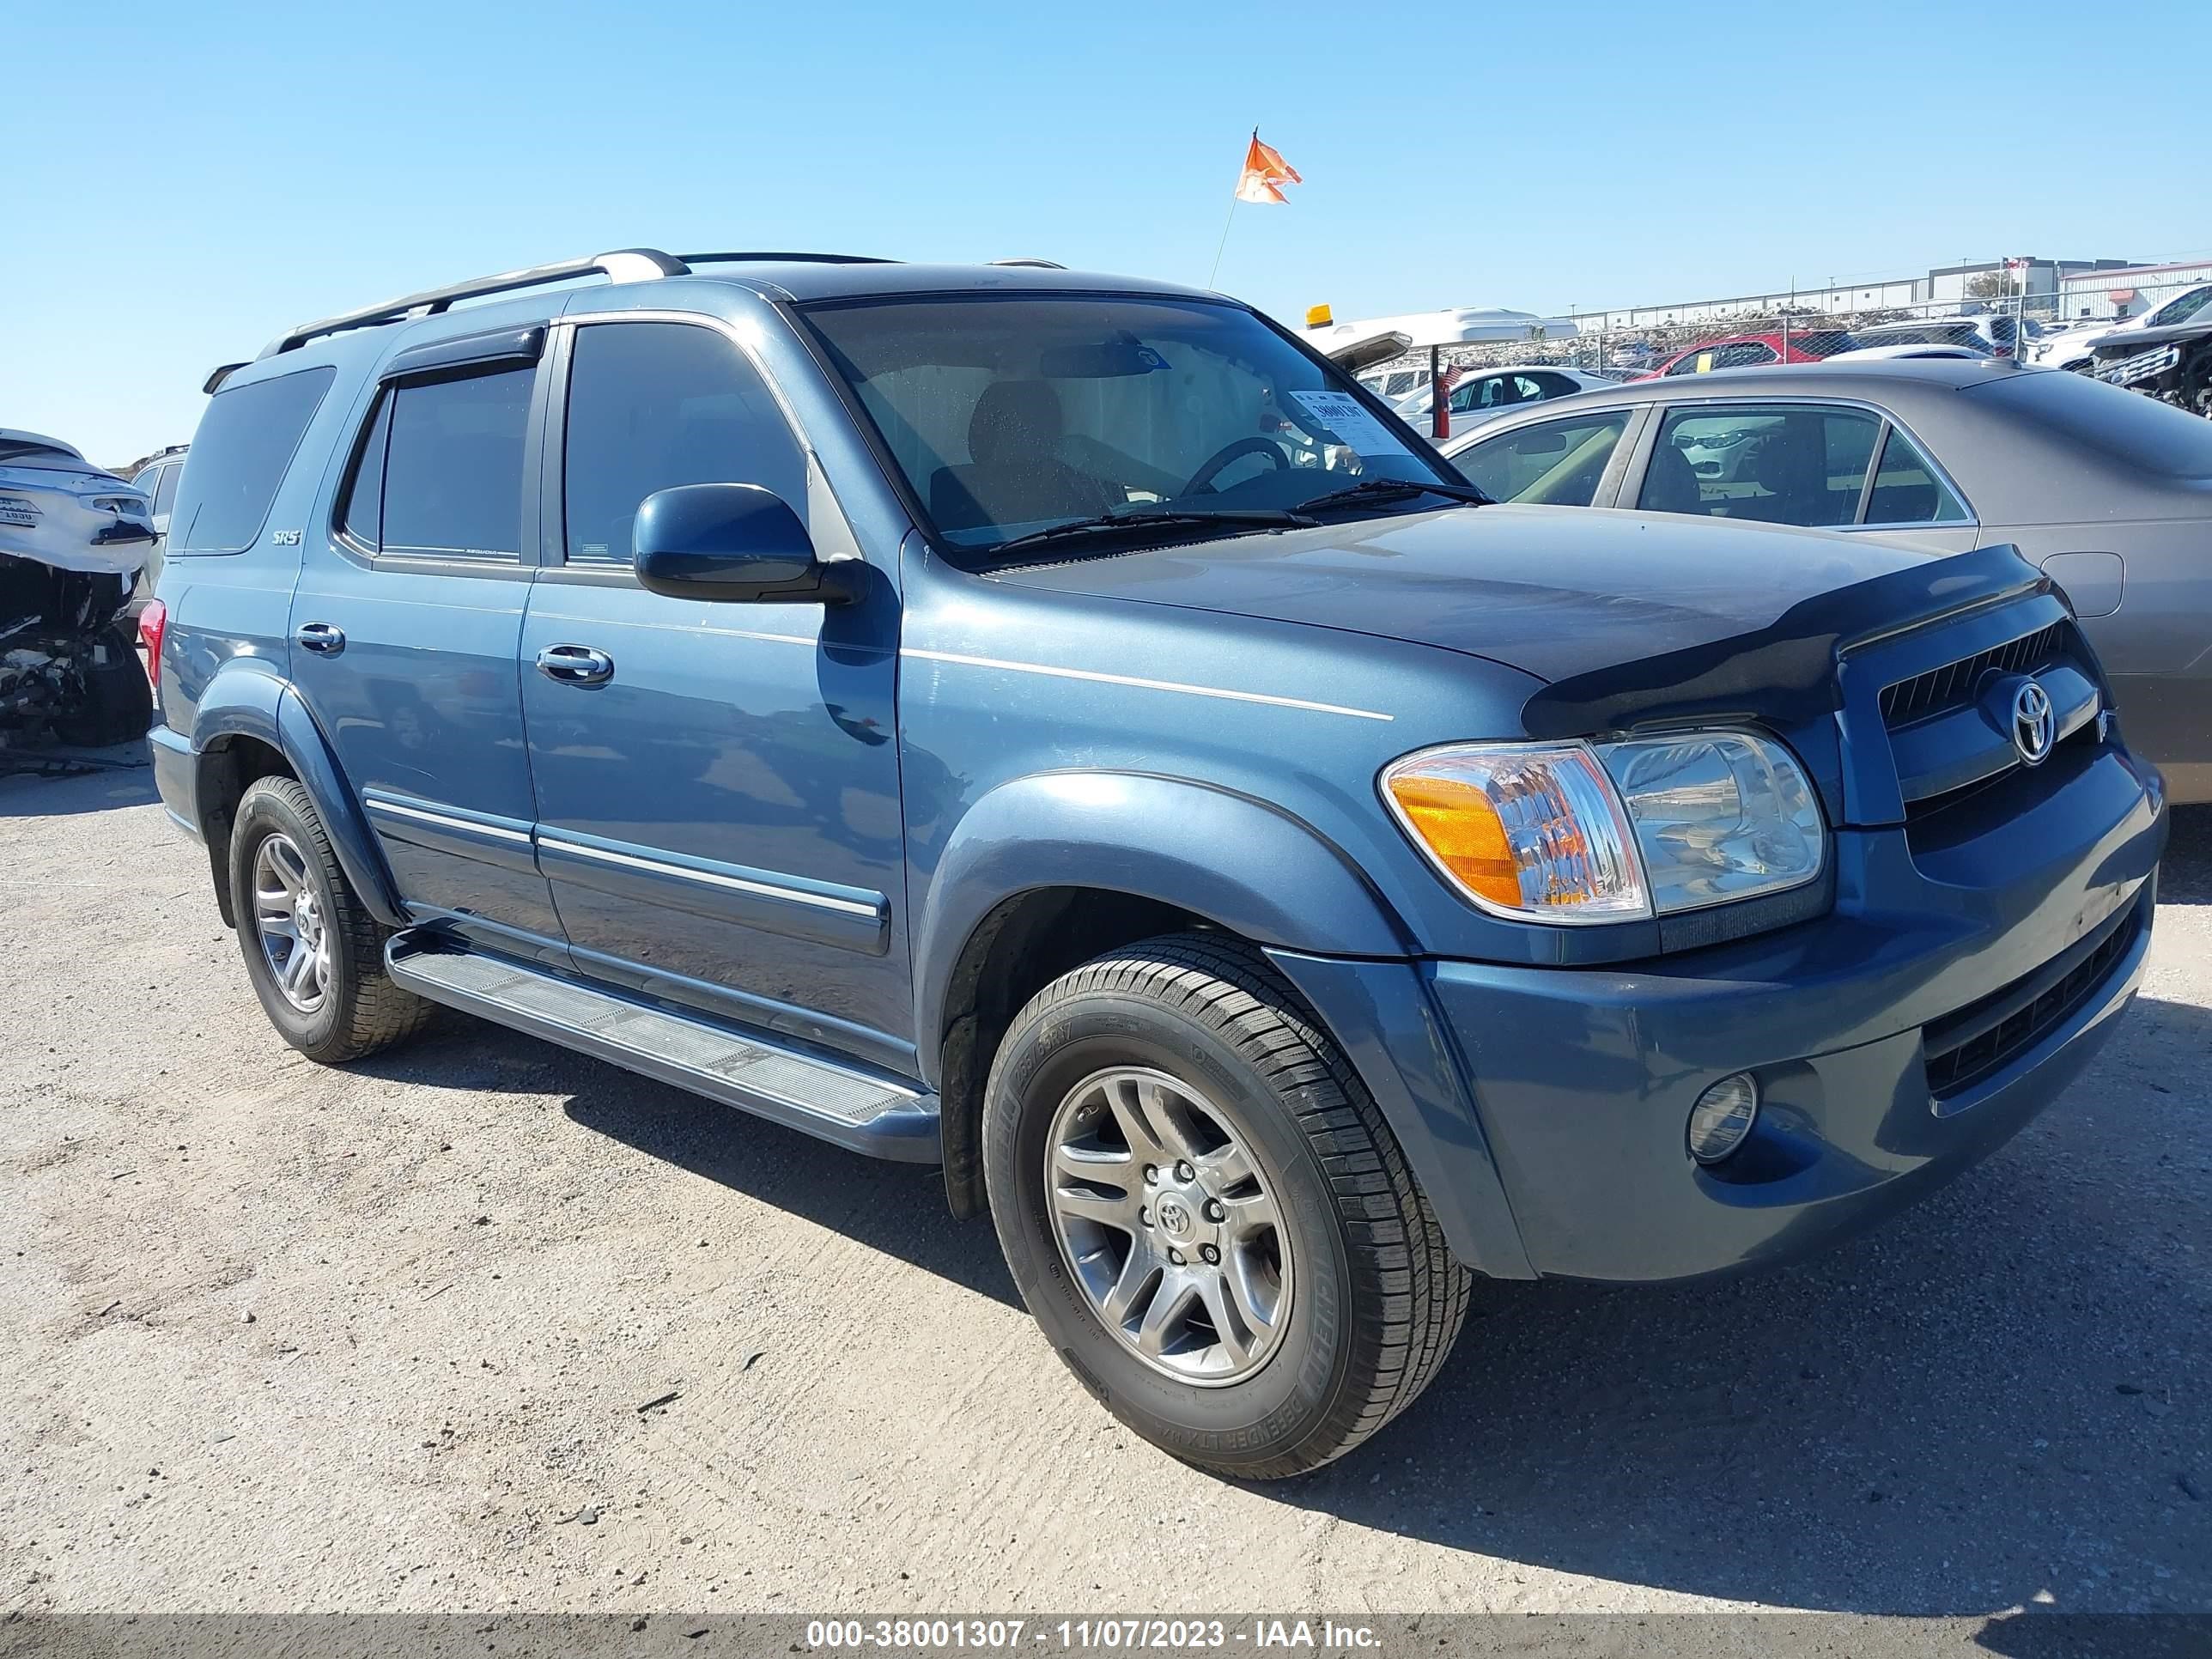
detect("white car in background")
[1392,365,1626,438]
[2037,284,2212,370]
[1850,315,2021,357]
[1826,343,1987,362]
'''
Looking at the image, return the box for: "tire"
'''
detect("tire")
[983,933,1470,1479]
[52,624,152,748]
[228,776,432,1064]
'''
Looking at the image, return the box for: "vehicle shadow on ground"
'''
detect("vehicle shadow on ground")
[2158,803,2210,902]
[349,810,2210,1613]
[0,753,156,817]
[1260,988,2212,1614]
[351,1027,1021,1310]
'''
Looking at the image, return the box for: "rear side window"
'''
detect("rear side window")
[1454,411,1629,507]
[561,321,806,566]
[170,366,336,554]
[347,367,533,560]
[153,464,179,515]
[1712,342,1778,369]
[1865,427,1970,525]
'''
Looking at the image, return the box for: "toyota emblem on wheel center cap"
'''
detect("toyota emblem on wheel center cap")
[2012,679,2055,765]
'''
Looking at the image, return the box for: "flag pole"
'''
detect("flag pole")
[1206,126,1257,289]
[1206,196,1238,290]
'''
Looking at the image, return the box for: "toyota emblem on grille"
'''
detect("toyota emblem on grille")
[2012,679,2055,765]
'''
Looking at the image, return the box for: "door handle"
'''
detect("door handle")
[536,643,616,686]
[294,621,346,655]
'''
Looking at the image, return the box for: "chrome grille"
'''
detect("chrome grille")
[1880,623,2065,727]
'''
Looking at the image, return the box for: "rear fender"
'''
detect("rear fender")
[189,662,405,928]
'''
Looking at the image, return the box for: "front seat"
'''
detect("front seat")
[1746,419,1839,525]
[1638,438,1706,516]
[929,382,1121,535]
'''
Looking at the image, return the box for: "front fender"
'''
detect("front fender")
[189,663,405,928]
[912,770,1413,1073]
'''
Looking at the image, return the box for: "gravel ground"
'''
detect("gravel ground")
[0,759,2205,1620]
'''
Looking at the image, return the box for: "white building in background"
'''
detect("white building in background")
[2055,258,2212,321]
[1571,256,2139,332]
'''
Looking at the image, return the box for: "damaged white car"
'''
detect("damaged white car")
[1,430,157,751]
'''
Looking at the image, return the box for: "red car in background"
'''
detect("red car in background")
[1633,329,1856,380]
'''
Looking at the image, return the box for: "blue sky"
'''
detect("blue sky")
[9,0,2209,465]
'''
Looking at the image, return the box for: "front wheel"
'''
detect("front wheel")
[983,934,1469,1479]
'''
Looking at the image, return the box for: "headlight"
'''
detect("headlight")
[1381,732,1825,925]
[1593,732,1825,914]
[90,495,148,516]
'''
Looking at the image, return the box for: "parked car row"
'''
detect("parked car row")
[1443,356,2212,801]
[2036,284,2212,371]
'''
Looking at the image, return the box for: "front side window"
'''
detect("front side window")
[153,463,179,515]
[2150,287,2212,327]
[356,367,533,560]
[1640,404,1882,526]
[804,295,1454,559]
[1454,411,1630,507]
[562,322,806,566]
[171,365,336,555]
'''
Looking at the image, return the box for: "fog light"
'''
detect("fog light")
[1687,1073,1760,1164]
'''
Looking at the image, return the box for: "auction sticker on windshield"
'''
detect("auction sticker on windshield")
[1288,390,1399,454]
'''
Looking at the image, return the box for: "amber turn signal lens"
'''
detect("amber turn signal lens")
[1378,742,1652,922]
[1382,774,1521,909]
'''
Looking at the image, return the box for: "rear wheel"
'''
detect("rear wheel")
[228,776,431,1063]
[984,934,1469,1479]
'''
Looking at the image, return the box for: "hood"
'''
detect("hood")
[989,503,1937,684]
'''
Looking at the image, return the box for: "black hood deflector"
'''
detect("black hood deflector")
[1518,542,2051,739]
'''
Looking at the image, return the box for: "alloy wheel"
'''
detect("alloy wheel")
[1044,1066,1292,1386]
[252,831,331,1013]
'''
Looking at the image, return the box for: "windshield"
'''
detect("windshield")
[803,295,1453,558]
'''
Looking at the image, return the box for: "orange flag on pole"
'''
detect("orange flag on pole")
[1235,131,1303,204]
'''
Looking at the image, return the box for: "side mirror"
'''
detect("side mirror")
[633,483,865,605]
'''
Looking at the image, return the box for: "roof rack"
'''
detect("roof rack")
[256,246,906,361]
[678,251,896,267]
[258,248,688,359]
[989,258,1066,269]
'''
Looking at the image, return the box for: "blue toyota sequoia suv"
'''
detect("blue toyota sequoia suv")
[149,250,2167,1477]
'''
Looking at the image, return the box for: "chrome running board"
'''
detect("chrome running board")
[384,936,939,1163]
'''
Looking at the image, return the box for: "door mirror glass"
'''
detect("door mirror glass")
[633,483,860,605]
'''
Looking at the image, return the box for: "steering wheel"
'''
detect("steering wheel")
[1179,436,1291,496]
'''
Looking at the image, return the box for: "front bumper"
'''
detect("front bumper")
[1272,744,2167,1284]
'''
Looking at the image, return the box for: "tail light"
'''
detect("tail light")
[138,599,167,696]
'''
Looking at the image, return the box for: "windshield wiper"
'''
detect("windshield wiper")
[987,504,1316,557]
[1290,477,1492,515]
